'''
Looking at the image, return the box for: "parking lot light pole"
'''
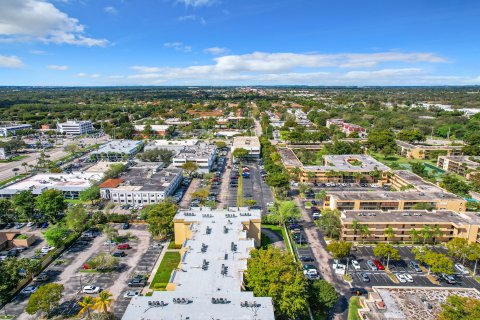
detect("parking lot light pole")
[346,258,350,275]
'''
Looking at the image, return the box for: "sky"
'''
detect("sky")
[0,0,480,86]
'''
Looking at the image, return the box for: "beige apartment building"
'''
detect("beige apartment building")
[396,140,463,160]
[437,156,480,181]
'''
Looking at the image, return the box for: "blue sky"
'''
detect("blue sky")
[0,0,479,86]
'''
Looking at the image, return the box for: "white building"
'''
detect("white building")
[121,207,275,320]
[0,124,32,137]
[0,148,10,160]
[232,136,261,158]
[171,142,217,173]
[91,140,143,162]
[57,120,94,135]
[99,167,182,205]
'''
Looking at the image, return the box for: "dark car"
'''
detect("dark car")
[128,275,147,287]
[122,222,130,230]
[112,251,126,257]
[349,287,368,295]
[299,256,314,262]
[289,223,302,230]
[6,222,14,229]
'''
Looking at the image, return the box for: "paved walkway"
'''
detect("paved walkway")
[261,227,286,250]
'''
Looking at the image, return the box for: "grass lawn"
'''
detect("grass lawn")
[262,224,292,254]
[0,174,27,187]
[167,240,182,250]
[260,233,272,249]
[0,155,27,163]
[348,296,362,320]
[150,252,181,290]
[65,199,89,205]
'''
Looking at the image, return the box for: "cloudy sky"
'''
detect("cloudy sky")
[0,0,479,86]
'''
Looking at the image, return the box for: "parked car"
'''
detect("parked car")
[33,273,49,282]
[304,269,320,280]
[351,260,361,270]
[122,222,130,230]
[395,273,407,283]
[373,260,385,270]
[299,255,314,262]
[123,290,140,298]
[41,246,55,254]
[454,263,469,274]
[360,273,370,282]
[349,287,368,295]
[21,285,37,295]
[367,260,378,271]
[117,243,131,250]
[441,273,457,284]
[104,240,118,246]
[302,264,316,271]
[82,285,101,294]
[112,251,126,257]
[128,275,147,287]
[404,273,414,282]
[409,261,422,273]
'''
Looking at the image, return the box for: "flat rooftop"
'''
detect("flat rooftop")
[329,190,463,201]
[173,142,217,160]
[110,167,182,192]
[122,207,274,320]
[439,156,480,169]
[0,172,102,194]
[85,161,127,173]
[277,147,303,167]
[145,139,199,150]
[232,136,261,148]
[303,154,390,172]
[393,170,445,193]
[342,210,480,225]
[92,140,143,154]
[396,140,463,150]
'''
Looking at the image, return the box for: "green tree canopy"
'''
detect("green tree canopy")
[439,295,480,320]
[35,189,66,223]
[181,161,199,177]
[80,185,100,204]
[326,240,352,259]
[65,205,89,233]
[26,283,64,318]
[144,199,178,237]
[44,224,70,248]
[12,190,36,221]
[307,280,338,318]
[232,147,249,160]
[267,201,301,226]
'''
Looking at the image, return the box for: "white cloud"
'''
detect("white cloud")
[164,42,192,52]
[104,6,118,15]
[47,64,68,70]
[204,47,228,55]
[76,72,100,78]
[130,66,162,73]
[29,49,47,55]
[0,0,108,47]
[176,0,217,7]
[178,15,196,21]
[0,55,24,68]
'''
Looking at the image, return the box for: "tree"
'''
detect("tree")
[413,248,454,275]
[103,224,119,242]
[65,205,89,233]
[95,291,115,314]
[315,190,327,202]
[447,238,469,263]
[0,258,24,303]
[0,198,16,223]
[421,225,432,245]
[396,129,425,143]
[35,189,66,223]
[141,124,153,137]
[245,247,308,319]
[191,188,209,201]
[466,242,480,275]
[315,209,342,239]
[144,199,178,237]
[367,129,397,156]
[181,161,199,177]
[439,295,480,320]
[136,148,175,164]
[307,280,338,318]
[19,258,42,278]
[215,141,227,149]
[440,174,471,196]
[326,240,352,259]
[12,190,36,221]
[268,201,301,227]
[232,147,249,160]
[65,144,79,155]
[80,185,100,204]
[21,161,29,174]
[410,229,420,244]
[88,253,119,271]
[411,202,434,210]
[78,295,96,320]
[359,224,371,244]
[244,199,257,207]
[25,283,64,318]
[43,224,70,248]
[104,163,126,179]
[384,226,395,243]
[373,243,400,268]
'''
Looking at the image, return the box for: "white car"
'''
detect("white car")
[395,273,407,283]
[454,263,469,274]
[123,290,140,298]
[40,246,55,254]
[82,285,101,294]
[21,285,37,295]
[404,273,414,283]
[26,222,35,228]
[351,260,361,270]
[303,269,320,280]
[104,240,118,246]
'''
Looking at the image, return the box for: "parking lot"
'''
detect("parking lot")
[6,223,162,320]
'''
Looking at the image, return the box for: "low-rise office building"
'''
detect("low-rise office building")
[57,120,94,135]
[396,140,463,160]
[133,124,171,136]
[437,156,480,181]
[300,154,390,184]
[340,209,480,243]
[0,172,103,199]
[171,142,217,174]
[122,207,274,320]
[232,136,261,158]
[99,166,182,205]
[0,124,32,137]
[90,140,143,162]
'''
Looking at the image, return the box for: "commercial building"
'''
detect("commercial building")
[90,140,143,162]
[299,155,390,184]
[133,124,171,136]
[232,136,261,159]
[56,120,94,135]
[340,209,480,244]
[437,156,480,180]
[396,140,463,160]
[0,172,103,199]
[171,142,217,174]
[326,119,367,137]
[122,207,274,320]
[0,124,32,137]
[0,148,10,160]
[99,166,182,205]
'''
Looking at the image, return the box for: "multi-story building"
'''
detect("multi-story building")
[133,124,171,136]
[90,140,143,162]
[396,140,463,160]
[326,119,367,137]
[99,166,182,205]
[0,148,10,160]
[232,136,261,159]
[299,154,390,184]
[171,142,217,174]
[437,156,480,181]
[56,120,94,135]
[340,210,480,244]
[0,124,32,137]
[122,207,274,320]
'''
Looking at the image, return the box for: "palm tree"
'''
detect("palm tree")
[432,225,442,247]
[95,291,114,314]
[360,225,371,245]
[351,219,361,236]
[21,162,29,174]
[384,226,395,244]
[410,229,420,245]
[78,296,95,320]
[421,225,432,245]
